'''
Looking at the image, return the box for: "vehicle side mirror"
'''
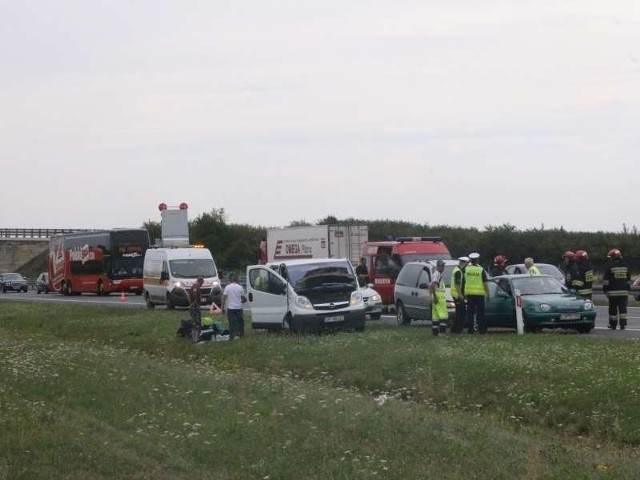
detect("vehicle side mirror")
[160,271,168,281]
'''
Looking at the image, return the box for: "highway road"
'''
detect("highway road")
[1,291,639,339]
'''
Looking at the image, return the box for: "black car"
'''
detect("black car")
[0,273,29,293]
[36,272,50,294]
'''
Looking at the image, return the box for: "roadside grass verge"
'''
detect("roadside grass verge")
[1,302,640,479]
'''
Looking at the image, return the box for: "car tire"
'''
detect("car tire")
[369,313,382,320]
[396,302,411,326]
[577,326,592,334]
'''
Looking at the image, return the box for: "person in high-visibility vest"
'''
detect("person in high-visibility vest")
[429,259,448,335]
[524,257,541,275]
[462,252,490,334]
[603,248,630,330]
[450,256,469,333]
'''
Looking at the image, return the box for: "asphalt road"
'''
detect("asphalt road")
[1,291,639,339]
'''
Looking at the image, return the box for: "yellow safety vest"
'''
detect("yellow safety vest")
[529,265,541,275]
[464,265,485,296]
[450,266,462,299]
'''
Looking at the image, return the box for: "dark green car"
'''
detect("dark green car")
[485,275,595,333]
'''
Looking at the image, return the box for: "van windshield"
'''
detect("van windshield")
[169,259,217,278]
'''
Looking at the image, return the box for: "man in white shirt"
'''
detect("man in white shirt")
[222,272,246,339]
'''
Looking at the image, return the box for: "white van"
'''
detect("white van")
[143,247,221,309]
[246,258,366,333]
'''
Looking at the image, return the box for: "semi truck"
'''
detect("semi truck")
[259,225,369,266]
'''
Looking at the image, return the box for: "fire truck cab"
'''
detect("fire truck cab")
[361,237,452,306]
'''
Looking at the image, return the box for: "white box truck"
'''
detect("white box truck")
[246,258,366,333]
[261,225,368,266]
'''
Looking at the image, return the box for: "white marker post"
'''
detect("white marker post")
[514,288,524,334]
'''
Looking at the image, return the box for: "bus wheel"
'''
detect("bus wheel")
[96,282,105,296]
[166,295,175,310]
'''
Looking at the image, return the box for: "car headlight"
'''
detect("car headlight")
[350,291,363,306]
[212,280,220,287]
[295,296,313,309]
[175,281,182,288]
[539,303,552,312]
[369,294,381,303]
[583,301,593,311]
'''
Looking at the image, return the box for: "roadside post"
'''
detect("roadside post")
[514,288,524,334]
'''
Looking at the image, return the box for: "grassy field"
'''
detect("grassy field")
[1,302,640,479]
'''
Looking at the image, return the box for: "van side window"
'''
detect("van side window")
[417,268,431,289]
[250,269,285,295]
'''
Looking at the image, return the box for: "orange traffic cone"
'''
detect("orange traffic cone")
[119,291,127,303]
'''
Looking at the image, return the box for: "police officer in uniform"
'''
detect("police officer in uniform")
[462,253,490,334]
[603,249,630,330]
[429,259,448,336]
[451,256,469,333]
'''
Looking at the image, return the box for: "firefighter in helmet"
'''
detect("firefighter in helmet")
[602,249,630,330]
[558,250,575,289]
[571,250,593,299]
[490,255,508,277]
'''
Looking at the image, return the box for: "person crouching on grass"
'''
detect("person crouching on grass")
[188,277,204,344]
[222,272,246,340]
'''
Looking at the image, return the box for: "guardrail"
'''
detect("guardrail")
[0,228,90,239]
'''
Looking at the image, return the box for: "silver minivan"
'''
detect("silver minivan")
[393,260,458,325]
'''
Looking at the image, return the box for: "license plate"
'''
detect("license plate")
[324,315,344,323]
[560,313,581,320]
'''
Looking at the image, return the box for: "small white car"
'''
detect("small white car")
[360,284,382,320]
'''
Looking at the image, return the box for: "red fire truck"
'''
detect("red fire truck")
[48,229,150,296]
[361,237,452,305]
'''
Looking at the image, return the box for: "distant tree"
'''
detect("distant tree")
[289,219,311,227]
[318,215,339,225]
[142,220,161,245]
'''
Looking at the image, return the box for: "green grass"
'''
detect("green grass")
[1,302,640,479]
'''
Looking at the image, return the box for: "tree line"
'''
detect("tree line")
[143,210,640,275]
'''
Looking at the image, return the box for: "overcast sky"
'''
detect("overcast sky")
[1,1,638,233]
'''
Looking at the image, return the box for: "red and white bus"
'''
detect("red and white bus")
[48,229,150,296]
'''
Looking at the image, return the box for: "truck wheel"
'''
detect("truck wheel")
[396,302,411,326]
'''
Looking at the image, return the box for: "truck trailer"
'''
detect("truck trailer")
[260,225,369,266]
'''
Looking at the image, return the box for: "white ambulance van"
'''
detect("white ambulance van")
[246,258,366,333]
[143,247,221,309]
